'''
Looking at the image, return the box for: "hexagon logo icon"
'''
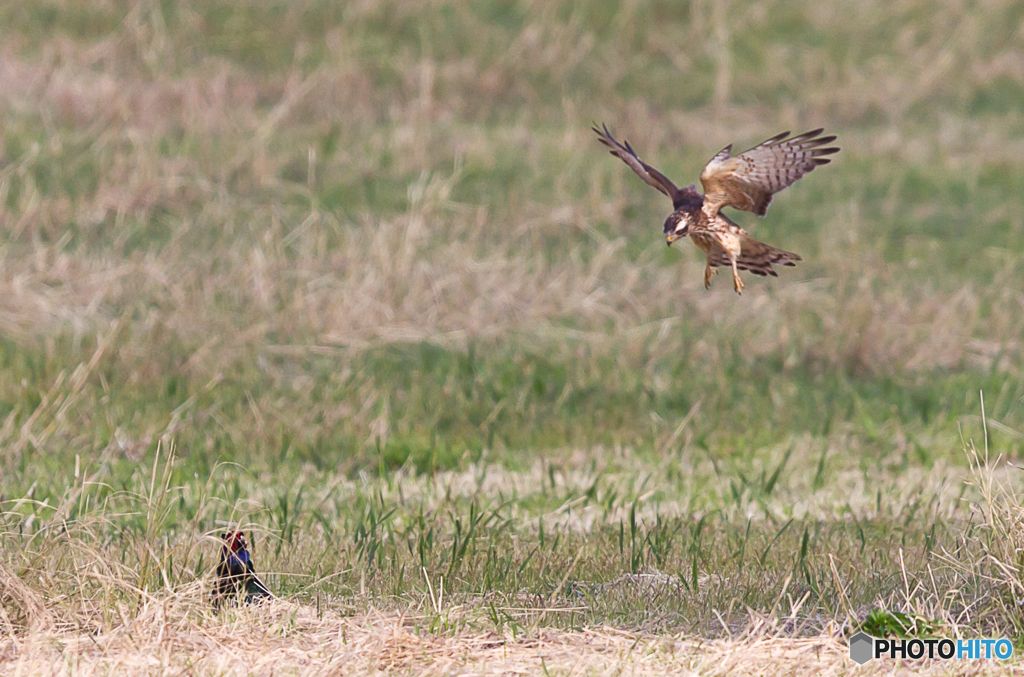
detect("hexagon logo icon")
[849,631,874,665]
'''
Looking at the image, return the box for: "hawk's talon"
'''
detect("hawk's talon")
[730,259,744,295]
[732,270,744,294]
[703,264,717,290]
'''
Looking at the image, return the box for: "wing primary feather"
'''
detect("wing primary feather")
[592,122,685,204]
[700,127,839,217]
[780,128,822,143]
[761,131,791,146]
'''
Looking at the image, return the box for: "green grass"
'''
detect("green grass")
[0,439,1001,636]
[1,0,1024,648]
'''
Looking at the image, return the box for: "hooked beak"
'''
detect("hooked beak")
[666,232,682,246]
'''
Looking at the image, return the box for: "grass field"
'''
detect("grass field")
[2,0,1024,673]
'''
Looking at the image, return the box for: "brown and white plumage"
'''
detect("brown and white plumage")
[593,124,838,294]
[703,232,800,277]
[699,128,839,218]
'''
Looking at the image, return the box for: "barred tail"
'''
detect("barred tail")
[708,235,801,277]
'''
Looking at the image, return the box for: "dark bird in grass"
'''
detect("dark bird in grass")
[593,124,839,294]
[212,531,274,607]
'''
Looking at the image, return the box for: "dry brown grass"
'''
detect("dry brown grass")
[1,441,1011,675]
[3,597,1019,676]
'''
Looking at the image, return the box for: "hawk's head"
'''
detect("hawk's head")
[663,211,690,246]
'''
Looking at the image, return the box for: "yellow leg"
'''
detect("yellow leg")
[731,259,744,294]
[703,262,717,290]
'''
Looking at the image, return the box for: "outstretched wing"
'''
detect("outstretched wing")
[699,129,838,218]
[593,124,702,210]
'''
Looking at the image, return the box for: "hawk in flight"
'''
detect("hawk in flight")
[593,124,838,293]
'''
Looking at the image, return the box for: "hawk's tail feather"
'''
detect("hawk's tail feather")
[708,234,801,278]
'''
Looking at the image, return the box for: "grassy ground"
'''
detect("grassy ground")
[2,0,1024,673]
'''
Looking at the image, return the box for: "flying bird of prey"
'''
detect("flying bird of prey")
[593,124,838,294]
[212,531,274,607]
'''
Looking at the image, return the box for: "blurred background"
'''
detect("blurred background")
[1,0,1021,472]
[1,0,1023,628]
